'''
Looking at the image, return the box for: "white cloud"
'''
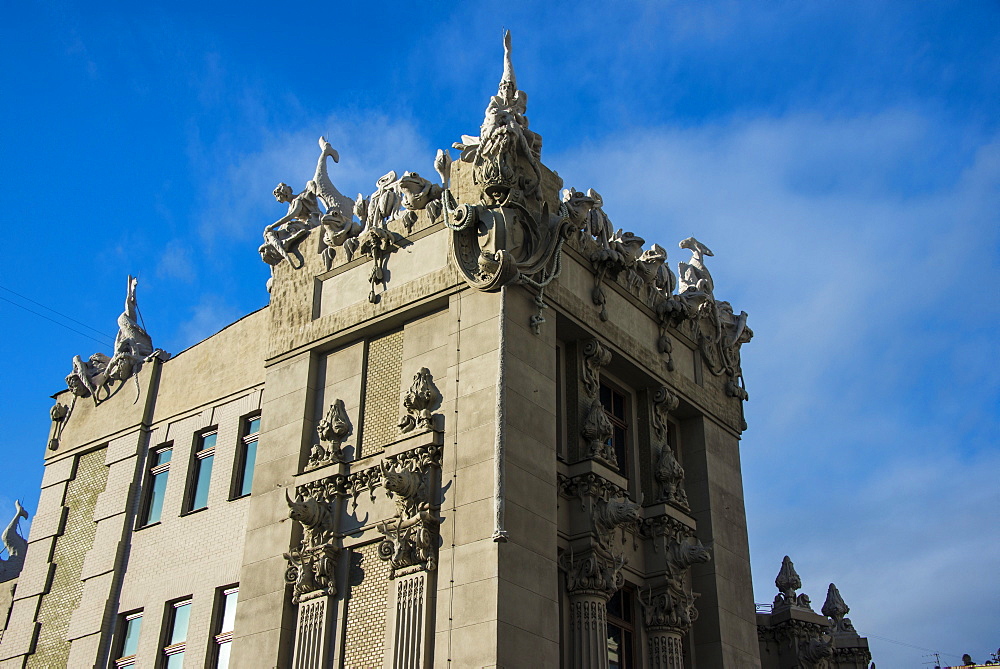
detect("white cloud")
[548,110,1000,666]
[155,239,195,282]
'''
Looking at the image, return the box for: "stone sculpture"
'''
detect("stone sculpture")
[442,31,573,305]
[396,172,444,232]
[593,494,641,551]
[581,398,616,467]
[0,501,28,583]
[376,455,440,578]
[654,444,689,510]
[47,403,69,451]
[261,137,353,271]
[307,400,352,471]
[343,172,409,303]
[822,583,857,635]
[773,555,813,610]
[399,368,441,433]
[65,276,166,406]
[677,237,715,297]
[283,490,338,603]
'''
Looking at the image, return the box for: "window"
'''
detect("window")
[187,431,217,512]
[140,447,172,526]
[114,611,142,668]
[234,416,260,498]
[600,381,630,475]
[162,599,192,668]
[211,586,238,668]
[606,588,636,669]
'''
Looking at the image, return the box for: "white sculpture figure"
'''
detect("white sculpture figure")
[66,276,165,404]
[261,137,353,269]
[677,237,714,297]
[0,500,29,583]
[452,31,544,269]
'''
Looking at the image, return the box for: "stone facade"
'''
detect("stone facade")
[0,32,845,669]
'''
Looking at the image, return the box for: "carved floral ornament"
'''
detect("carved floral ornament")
[283,444,443,603]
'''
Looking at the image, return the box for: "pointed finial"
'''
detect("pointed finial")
[501,30,516,90]
[773,555,813,610]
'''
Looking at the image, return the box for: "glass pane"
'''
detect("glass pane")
[607,623,624,669]
[121,615,142,657]
[191,455,214,510]
[169,602,191,644]
[165,651,185,668]
[200,433,217,451]
[143,471,169,525]
[216,641,231,669]
[156,449,172,465]
[607,591,623,618]
[600,384,612,408]
[613,391,625,418]
[239,441,257,497]
[220,590,238,633]
[620,590,633,623]
[247,417,261,435]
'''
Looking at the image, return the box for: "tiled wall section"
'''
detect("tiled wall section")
[26,448,108,669]
[341,541,392,668]
[359,330,404,457]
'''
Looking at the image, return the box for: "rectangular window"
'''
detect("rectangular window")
[606,588,636,669]
[140,447,172,526]
[234,416,260,498]
[114,611,142,668]
[162,599,192,668]
[211,586,238,668]
[600,382,630,476]
[187,431,217,512]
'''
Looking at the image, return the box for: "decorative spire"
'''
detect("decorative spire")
[773,555,813,610]
[501,29,516,92]
[822,583,857,634]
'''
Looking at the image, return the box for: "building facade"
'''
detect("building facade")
[0,33,870,669]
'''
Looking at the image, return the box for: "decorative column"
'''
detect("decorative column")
[637,517,711,669]
[559,470,640,669]
[375,437,442,669]
[284,489,340,669]
[563,551,624,669]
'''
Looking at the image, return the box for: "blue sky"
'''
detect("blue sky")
[2,1,998,665]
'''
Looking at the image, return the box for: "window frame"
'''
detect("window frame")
[231,414,260,499]
[184,428,218,514]
[606,585,638,669]
[160,598,192,668]
[113,610,143,668]
[138,444,173,528]
[208,585,239,668]
[599,377,634,480]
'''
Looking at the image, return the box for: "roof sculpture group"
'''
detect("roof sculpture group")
[259,31,753,402]
[51,276,168,449]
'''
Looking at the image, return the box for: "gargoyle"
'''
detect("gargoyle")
[380,461,425,519]
[285,490,334,550]
[593,494,641,550]
[665,536,711,590]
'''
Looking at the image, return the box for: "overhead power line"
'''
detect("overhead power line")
[0,284,112,338]
[868,634,964,661]
[0,294,113,348]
